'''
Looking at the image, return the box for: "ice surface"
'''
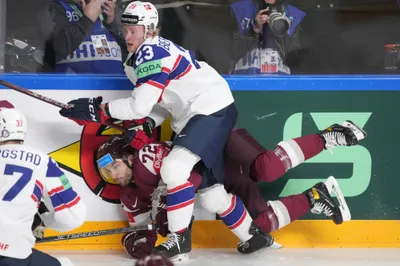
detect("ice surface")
[48,248,400,266]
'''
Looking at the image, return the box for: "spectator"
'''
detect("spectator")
[37,0,126,74]
[230,0,308,74]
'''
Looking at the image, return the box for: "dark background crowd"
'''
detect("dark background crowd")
[2,0,400,75]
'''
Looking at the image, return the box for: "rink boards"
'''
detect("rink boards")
[0,74,399,249]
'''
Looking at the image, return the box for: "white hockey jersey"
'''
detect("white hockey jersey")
[108,36,235,134]
[0,144,86,259]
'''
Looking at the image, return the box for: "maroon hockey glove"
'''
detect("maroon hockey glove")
[134,254,173,266]
[124,117,155,150]
[122,229,157,259]
[155,195,168,237]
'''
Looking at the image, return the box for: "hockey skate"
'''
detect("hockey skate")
[152,216,194,262]
[237,222,280,254]
[317,120,367,152]
[304,176,351,224]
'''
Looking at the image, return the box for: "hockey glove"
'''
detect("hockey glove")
[59,97,110,126]
[32,223,46,240]
[155,195,169,237]
[135,255,174,266]
[124,117,155,150]
[32,202,49,240]
[122,229,157,259]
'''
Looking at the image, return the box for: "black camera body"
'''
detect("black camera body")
[267,2,290,37]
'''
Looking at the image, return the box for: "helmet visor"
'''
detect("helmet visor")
[96,153,125,182]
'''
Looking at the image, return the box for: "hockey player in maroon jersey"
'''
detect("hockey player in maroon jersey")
[224,120,366,234]
[96,119,366,261]
[96,135,275,262]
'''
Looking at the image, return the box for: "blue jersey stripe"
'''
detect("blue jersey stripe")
[169,57,191,80]
[136,72,169,89]
[50,187,79,209]
[46,157,64,178]
[32,184,43,202]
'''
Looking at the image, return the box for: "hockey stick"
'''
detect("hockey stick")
[0,80,126,132]
[35,224,154,243]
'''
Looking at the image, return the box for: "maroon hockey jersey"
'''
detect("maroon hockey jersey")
[120,141,202,226]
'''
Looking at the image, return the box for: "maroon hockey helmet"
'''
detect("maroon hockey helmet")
[96,135,137,171]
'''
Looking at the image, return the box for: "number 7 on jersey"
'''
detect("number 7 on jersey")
[1,164,33,201]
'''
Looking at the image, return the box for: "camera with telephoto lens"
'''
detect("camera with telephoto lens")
[267,3,290,38]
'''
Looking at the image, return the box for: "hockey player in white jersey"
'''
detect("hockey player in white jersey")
[0,104,86,266]
[58,0,275,260]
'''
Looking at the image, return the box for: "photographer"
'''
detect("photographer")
[37,0,126,74]
[230,0,307,74]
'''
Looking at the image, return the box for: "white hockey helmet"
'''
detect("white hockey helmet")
[0,107,28,142]
[121,1,159,38]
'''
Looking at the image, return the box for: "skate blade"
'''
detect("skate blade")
[170,253,189,263]
[324,176,351,222]
[342,120,367,141]
[269,241,283,249]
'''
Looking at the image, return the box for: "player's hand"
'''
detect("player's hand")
[79,0,102,23]
[33,225,46,240]
[122,229,157,259]
[253,8,269,33]
[59,97,110,126]
[155,195,168,237]
[32,212,46,240]
[103,0,116,24]
[124,118,155,150]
